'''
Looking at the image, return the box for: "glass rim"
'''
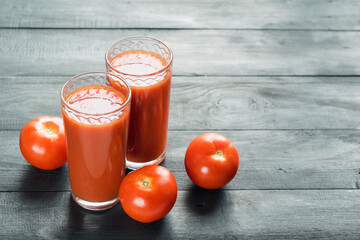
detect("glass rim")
[60,72,132,117]
[105,36,173,77]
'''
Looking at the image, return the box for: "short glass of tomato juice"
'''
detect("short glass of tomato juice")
[61,72,131,210]
[106,37,173,169]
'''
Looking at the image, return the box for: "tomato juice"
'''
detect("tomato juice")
[62,85,130,204]
[108,50,172,167]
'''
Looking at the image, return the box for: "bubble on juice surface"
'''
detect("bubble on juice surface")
[110,51,168,87]
[65,86,125,125]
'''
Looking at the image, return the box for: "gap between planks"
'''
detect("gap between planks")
[0,188,359,193]
[2,129,360,132]
[1,27,360,32]
[2,74,360,78]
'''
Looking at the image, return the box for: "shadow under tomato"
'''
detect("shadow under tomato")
[185,185,225,216]
[19,164,69,204]
[65,194,167,238]
[20,164,69,191]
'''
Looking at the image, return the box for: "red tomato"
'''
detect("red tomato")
[185,133,239,189]
[19,116,67,170]
[119,165,177,223]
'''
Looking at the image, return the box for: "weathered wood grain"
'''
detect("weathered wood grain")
[2,76,360,130]
[1,0,359,239]
[1,0,359,30]
[1,190,360,239]
[2,129,360,191]
[1,29,360,76]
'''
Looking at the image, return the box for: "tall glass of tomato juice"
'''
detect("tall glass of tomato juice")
[61,72,131,211]
[106,37,173,169]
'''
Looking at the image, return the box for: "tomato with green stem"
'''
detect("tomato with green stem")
[185,133,239,189]
[119,165,177,223]
[19,116,67,170]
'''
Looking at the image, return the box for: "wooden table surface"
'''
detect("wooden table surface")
[1,0,360,239]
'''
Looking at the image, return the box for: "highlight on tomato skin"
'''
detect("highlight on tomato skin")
[19,116,67,170]
[118,165,177,223]
[184,133,239,189]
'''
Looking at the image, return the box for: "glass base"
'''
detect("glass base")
[126,151,165,170]
[71,193,119,211]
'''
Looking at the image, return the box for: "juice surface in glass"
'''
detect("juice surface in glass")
[63,85,129,202]
[109,50,171,165]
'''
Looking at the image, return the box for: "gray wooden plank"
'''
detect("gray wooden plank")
[2,129,360,191]
[1,190,360,239]
[1,29,360,76]
[2,76,360,130]
[1,0,359,30]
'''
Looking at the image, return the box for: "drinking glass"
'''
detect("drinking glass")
[106,37,173,169]
[61,72,131,210]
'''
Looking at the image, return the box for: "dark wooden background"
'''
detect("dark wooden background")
[1,0,360,239]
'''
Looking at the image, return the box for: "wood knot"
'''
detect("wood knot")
[356,179,360,189]
[278,168,287,173]
[197,203,207,208]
